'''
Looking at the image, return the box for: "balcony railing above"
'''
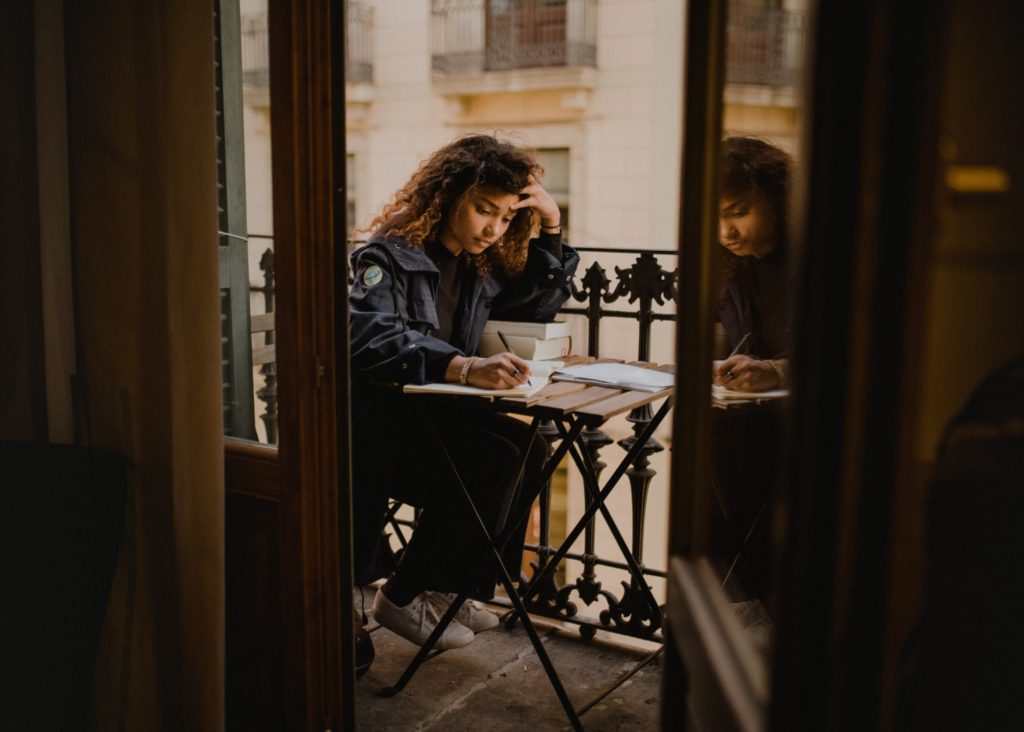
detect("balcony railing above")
[240,14,269,88]
[239,4,375,88]
[347,1,374,84]
[726,6,806,88]
[431,0,597,77]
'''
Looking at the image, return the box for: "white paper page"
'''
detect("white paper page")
[552,362,674,392]
[711,384,789,400]
[402,360,563,398]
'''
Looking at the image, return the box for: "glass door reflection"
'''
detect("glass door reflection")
[705,0,811,661]
[218,0,277,444]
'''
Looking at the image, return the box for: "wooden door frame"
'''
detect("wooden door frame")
[225,0,351,729]
[267,0,349,725]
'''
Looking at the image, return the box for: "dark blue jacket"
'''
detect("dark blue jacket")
[349,232,579,385]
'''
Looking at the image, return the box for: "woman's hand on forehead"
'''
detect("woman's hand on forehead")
[510,174,560,227]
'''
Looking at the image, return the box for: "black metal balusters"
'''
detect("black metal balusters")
[256,245,278,443]
[519,248,678,641]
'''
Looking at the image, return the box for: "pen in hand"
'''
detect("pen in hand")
[727,332,752,360]
[497,331,530,383]
[721,332,752,383]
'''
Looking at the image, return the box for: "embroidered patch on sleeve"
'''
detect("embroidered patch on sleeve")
[362,265,383,287]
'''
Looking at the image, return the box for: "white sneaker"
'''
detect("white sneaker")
[429,592,501,633]
[372,589,474,650]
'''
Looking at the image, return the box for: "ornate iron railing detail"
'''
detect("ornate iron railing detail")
[726,5,806,88]
[431,0,597,76]
[518,246,678,642]
[255,243,278,444]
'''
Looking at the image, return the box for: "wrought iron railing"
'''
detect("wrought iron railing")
[515,247,677,641]
[249,237,277,444]
[253,244,679,641]
[431,0,597,76]
[238,5,375,87]
[726,6,806,88]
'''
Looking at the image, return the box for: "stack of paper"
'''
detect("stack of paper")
[711,384,789,406]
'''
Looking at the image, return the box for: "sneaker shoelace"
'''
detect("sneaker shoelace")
[414,593,444,636]
[428,591,482,625]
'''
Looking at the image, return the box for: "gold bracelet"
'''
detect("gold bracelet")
[459,357,477,385]
[767,359,786,389]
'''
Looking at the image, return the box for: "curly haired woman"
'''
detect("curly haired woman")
[712,136,793,393]
[348,134,579,651]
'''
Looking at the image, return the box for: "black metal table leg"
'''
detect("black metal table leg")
[511,397,674,626]
[381,402,585,731]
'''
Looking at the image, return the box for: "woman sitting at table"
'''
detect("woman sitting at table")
[712,136,793,393]
[348,134,579,650]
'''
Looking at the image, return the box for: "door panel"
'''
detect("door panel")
[221,0,350,729]
[665,1,964,730]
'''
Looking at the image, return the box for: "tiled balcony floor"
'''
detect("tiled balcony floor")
[354,587,663,731]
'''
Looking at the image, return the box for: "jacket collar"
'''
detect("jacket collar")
[363,235,438,273]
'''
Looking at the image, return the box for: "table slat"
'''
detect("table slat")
[530,385,623,417]
[573,387,673,424]
[498,380,587,407]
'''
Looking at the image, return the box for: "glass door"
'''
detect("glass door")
[663,0,813,727]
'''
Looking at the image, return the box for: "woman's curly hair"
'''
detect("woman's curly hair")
[718,136,792,284]
[360,134,543,278]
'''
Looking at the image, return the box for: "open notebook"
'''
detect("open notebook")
[550,362,675,393]
[402,360,564,398]
[712,384,789,402]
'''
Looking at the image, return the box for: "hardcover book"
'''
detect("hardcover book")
[481,319,572,340]
[478,333,572,360]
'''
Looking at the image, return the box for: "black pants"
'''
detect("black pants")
[708,404,780,600]
[354,398,547,599]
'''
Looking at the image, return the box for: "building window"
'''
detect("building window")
[346,153,357,239]
[431,0,596,76]
[537,148,569,238]
[726,0,806,88]
[486,0,567,70]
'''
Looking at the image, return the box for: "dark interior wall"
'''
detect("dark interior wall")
[885,0,1024,725]
[62,0,224,728]
[889,0,1024,637]
[0,0,47,441]
[915,0,1024,457]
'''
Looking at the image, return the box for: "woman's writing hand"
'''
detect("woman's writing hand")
[467,353,532,389]
[712,355,780,392]
[511,174,561,229]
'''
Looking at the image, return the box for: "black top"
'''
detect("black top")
[425,240,464,344]
[718,248,790,359]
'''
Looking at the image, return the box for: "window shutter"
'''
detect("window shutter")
[215,0,256,440]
